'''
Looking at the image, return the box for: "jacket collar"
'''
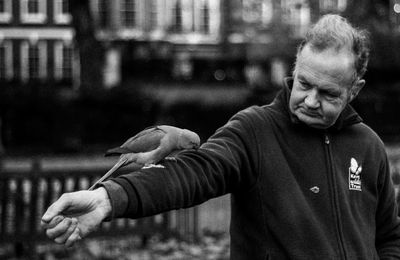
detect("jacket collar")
[271,77,363,131]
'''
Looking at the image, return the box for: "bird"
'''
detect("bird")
[88,125,200,190]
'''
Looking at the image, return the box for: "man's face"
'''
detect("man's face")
[289,45,364,129]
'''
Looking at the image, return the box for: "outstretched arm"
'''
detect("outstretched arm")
[105,109,260,219]
[41,107,260,246]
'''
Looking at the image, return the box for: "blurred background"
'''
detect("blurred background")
[1,0,400,259]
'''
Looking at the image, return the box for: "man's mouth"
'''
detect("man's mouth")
[299,108,321,118]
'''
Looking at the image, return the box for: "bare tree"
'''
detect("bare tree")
[70,0,105,96]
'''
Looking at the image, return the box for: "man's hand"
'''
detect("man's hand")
[41,187,112,247]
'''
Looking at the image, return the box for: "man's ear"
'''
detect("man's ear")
[350,79,365,102]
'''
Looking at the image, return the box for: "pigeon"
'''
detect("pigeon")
[88,125,200,190]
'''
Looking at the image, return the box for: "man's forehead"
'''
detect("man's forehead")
[298,45,355,66]
[296,45,355,86]
[296,62,349,87]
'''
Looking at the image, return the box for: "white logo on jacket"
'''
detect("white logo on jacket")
[349,158,362,191]
[142,163,166,169]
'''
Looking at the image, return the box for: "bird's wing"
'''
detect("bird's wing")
[138,128,184,164]
[105,126,166,156]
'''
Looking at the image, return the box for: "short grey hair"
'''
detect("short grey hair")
[296,14,370,80]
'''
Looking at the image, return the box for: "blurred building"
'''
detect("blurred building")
[2,0,387,90]
[2,0,400,150]
[93,0,319,88]
[0,0,79,87]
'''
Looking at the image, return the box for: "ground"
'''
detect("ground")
[0,232,230,260]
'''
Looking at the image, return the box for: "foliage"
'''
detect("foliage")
[0,84,152,154]
[344,0,400,70]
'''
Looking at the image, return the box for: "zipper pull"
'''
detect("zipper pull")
[324,135,330,145]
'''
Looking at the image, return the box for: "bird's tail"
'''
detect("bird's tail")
[88,156,129,190]
[105,147,132,156]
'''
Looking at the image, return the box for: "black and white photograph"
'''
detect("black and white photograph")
[1,0,400,259]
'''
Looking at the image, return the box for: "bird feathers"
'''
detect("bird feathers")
[105,126,166,156]
[90,125,200,189]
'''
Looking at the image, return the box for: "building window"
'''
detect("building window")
[99,0,108,28]
[243,0,262,23]
[261,0,273,25]
[337,0,347,11]
[54,42,74,81]
[28,45,40,79]
[149,0,159,30]
[172,0,182,32]
[319,0,347,12]
[199,0,210,33]
[0,41,13,80]
[93,0,109,28]
[54,0,71,24]
[62,46,73,79]
[21,41,47,82]
[121,0,137,28]
[193,0,220,36]
[282,0,310,37]
[242,0,273,25]
[319,0,332,11]
[20,0,47,23]
[28,0,39,13]
[0,0,12,23]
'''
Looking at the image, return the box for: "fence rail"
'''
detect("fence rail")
[0,158,199,254]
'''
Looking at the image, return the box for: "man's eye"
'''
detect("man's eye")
[324,93,339,100]
[299,81,311,89]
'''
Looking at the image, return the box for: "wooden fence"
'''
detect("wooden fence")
[0,158,199,256]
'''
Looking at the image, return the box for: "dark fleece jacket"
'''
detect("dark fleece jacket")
[103,78,400,259]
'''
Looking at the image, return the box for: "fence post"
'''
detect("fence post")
[193,206,199,242]
[30,159,40,238]
[0,117,4,156]
[0,156,7,242]
[0,151,3,172]
[24,158,41,259]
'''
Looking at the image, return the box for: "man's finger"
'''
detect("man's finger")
[54,218,78,244]
[41,215,65,229]
[65,226,82,248]
[46,217,72,240]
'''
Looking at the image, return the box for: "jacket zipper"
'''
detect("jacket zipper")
[324,134,347,260]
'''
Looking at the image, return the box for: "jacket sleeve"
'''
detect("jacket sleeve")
[104,108,260,219]
[375,156,400,259]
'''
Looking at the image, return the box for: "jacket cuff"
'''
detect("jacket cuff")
[100,180,130,220]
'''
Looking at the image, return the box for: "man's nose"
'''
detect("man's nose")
[304,89,320,108]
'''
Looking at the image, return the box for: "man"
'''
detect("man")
[42,14,400,259]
